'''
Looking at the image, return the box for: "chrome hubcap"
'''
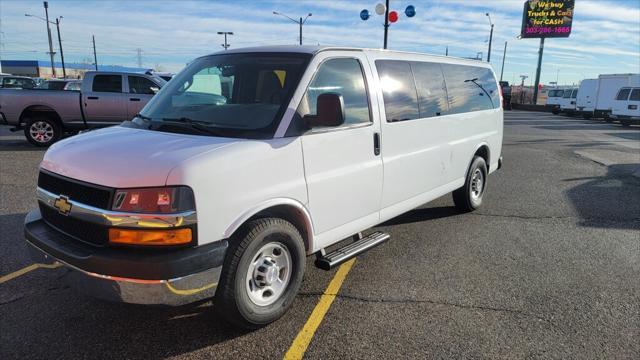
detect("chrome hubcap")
[29,121,54,143]
[470,168,484,200]
[246,242,292,306]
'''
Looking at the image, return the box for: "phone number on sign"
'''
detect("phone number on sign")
[525,26,571,34]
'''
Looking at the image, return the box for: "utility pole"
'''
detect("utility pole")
[92,35,98,70]
[383,0,390,49]
[55,17,65,78]
[499,41,507,82]
[43,1,56,78]
[532,37,545,104]
[520,75,528,104]
[136,48,143,67]
[486,13,494,63]
[217,31,233,50]
[445,46,448,56]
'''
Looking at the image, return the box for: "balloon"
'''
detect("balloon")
[360,9,370,20]
[375,3,386,15]
[389,10,399,23]
[405,5,416,17]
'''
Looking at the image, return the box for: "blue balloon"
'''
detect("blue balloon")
[405,5,416,17]
[360,9,370,21]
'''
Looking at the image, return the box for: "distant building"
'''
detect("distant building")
[0,60,150,79]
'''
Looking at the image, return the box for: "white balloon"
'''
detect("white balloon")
[375,3,386,15]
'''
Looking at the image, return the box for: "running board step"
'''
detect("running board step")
[315,231,390,271]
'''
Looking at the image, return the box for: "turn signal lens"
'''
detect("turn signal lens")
[108,228,192,246]
[112,186,195,213]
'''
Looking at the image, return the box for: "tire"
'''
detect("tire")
[453,156,488,212]
[621,120,631,127]
[215,218,306,329]
[24,116,62,147]
[551,109,560,115]
[582,113,592,120]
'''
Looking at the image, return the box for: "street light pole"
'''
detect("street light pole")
[499,41,507,82]
[43,1,56,77]
[273,11,311,45]
[55,17,65,78]
[217,31,233,50]
[485,13,494,63]
[92,35,98,70]
[383,0,390,49]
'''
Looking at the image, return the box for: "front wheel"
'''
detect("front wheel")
[620,120,631,127]
[453,156,488,212]
[24,117,62,147]
[215,218,306,329]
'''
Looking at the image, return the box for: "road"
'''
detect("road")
[1,112,639,359]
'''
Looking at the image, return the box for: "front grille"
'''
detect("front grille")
[39,202,108,246]
[38,170,113,209]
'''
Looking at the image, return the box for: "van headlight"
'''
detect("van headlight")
[112,186,195,213]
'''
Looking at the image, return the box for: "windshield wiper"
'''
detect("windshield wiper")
[158,117,227,136]
[135,113,152,121]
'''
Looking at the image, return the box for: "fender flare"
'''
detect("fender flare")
[223,198,315,251]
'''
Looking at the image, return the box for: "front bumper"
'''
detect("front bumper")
[25,209,228,306]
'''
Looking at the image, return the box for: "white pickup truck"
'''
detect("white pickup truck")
[0,71,166,146]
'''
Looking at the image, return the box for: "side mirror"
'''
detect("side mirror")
[150,86,160,94]
[304,93,345,129]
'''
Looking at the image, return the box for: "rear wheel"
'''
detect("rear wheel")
[621,120,631,127]
[214,218,305,329]
[453,156,488,212]
[24,117,61,147]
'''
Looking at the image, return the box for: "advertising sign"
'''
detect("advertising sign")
[521,0,574,38]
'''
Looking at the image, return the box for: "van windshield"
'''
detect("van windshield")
[137,53,310,139]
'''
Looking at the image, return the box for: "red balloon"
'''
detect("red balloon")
[389,10,399,23]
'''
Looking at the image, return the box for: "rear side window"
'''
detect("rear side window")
[630,88,640,101]
[128,76,158,94]
[411,61,448,117]
[92,75,122,93]
[616,88,631,100]
[297,58,371,126]
[376,60,419,122]
[441,64,499,114]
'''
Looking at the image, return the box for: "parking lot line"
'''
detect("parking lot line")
[284,259,356,360]
[0,263,61,284]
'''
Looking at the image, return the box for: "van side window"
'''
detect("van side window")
[92,75,122,93]
[297,58,371,127]
[441,64,499,114]
[616,88,631,100]
[411,62,448,117]
[375,60,420,122]
[630,88,640,101]
[563,89,573,98]
[571,89,578,98]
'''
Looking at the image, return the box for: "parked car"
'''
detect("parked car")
[575,79,598,119]
[559,88,578,114]
[546,87,568,114]
[0,75,36,89]
[24,46,503,329]
[610,87,640,126]
[0,71,166,146]
[38,79,83,91]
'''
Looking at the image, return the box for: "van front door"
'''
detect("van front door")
[293,54,383,248]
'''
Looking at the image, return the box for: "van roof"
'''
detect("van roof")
[208,45,491,68]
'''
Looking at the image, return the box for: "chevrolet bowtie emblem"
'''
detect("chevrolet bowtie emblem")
[53,195,72,216]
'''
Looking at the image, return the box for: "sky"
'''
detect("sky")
[1,0,639,85]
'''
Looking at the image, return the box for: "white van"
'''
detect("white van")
[25,46,503,329]
[611,87,640,126]
[560,88,578,114]
[593,74,639,119]
[576,79,598,119]
[546,87,568,114]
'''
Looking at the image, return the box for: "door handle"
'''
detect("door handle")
[129,98,141,102]
[373,132,380,156]
[87,96,99,100]
[629,105,637,110]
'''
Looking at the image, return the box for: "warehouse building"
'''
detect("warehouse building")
[0,60,149,79]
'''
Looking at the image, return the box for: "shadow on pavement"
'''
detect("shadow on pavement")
[604,132,640,141]
[0,139,44,152]
[564,163,640,230]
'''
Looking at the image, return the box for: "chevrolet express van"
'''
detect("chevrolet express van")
[25,46,503,329]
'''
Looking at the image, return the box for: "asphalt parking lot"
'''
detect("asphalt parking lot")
[1,111,639,359]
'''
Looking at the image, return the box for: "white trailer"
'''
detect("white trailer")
[593,74,640,119]
[575,79,598,118]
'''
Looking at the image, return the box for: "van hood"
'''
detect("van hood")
[40,126,237,188]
